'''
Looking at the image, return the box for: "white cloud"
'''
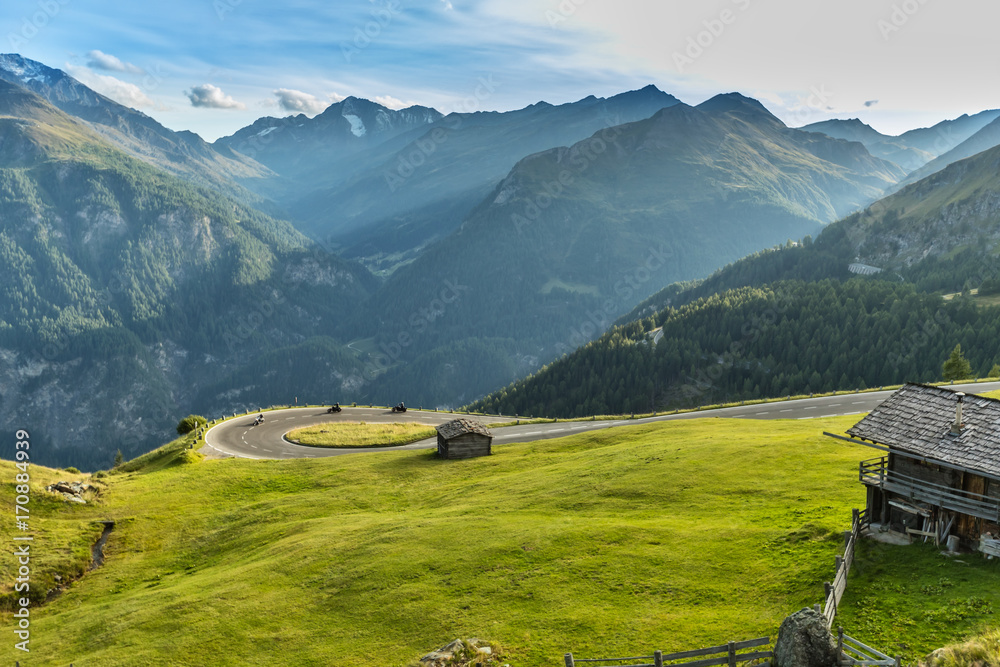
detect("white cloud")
[273,88,333,115]
[64,64,156,109]
[440,0,454,9]
[186,84,246,110]
[86,50,144,75]
[374,95,417,110]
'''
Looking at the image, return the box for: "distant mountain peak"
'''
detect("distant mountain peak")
[696,92,777,120]
[0,53,57,86]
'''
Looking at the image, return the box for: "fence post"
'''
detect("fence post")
[837,627,844,660]
[728,641,737,667]
[895,656,901,667]
[564,653,574,667]
[654,650,663,667]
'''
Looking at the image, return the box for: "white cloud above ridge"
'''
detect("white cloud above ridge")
[272,88,344,115]
[374,94,416,110]
[86,50,144,75]
[186,84,246,110]
[64,64,157,109]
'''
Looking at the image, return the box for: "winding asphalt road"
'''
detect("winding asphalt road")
[202,381,1000,460]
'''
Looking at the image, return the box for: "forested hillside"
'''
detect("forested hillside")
[469,280,1000,417]
[0,81,377,468]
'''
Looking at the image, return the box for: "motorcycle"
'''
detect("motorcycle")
[391,403,407,413]
[327,404,342,413]
[253,414,265,426]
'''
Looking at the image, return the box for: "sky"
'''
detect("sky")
[3,0,999,142]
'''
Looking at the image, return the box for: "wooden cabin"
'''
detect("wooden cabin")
[839,383,1000,554]
[436,419,493,459]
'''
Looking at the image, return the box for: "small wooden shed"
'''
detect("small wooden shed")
[436,419,493,459]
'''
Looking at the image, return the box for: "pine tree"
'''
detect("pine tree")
[113,449,124,467]
[942,344,973,381]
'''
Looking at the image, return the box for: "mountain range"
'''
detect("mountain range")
[4,53,1000,466]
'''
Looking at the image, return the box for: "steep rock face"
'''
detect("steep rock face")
[844,145,1000,269]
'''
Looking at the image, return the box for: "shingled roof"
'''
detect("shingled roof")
[847,383,1000,478]
[435,418,493,440]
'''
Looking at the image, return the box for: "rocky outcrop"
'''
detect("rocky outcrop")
[773,608,839,667]
[46,480,98,504]
[418,638,506,667]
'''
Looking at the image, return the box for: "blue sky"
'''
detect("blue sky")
[3,0,999,141]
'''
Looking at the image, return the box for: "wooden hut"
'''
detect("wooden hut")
[834,383,1000,553]
[435,419,493,459]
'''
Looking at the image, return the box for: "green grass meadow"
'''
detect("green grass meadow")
[3,414,991,665]
[285,421,438,448]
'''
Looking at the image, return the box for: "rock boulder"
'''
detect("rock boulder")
[773,608,839,667]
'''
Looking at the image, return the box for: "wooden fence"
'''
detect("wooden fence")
[836,627,900,666]
[564,637,772,667]
[820,508,867,628]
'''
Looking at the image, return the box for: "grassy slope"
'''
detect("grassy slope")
[3,416,871,666]
[286,422,438,447]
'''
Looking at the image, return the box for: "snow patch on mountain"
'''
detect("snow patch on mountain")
[344,114,366,137]
[0,54,49,85]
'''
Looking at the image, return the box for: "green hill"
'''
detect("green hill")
[1,415,872,665]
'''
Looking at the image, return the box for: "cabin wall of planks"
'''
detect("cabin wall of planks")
[437,433,492,459]
[891,455,959,488]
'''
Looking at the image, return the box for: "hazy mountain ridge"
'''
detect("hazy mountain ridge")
[259,85,683,271]
[801,109,1000,175]
[350,94,908,405]
[0,54,276,204]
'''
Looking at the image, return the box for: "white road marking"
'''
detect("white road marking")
[780,409,792,413]
[804,407,817,410]
[755,411,769,415]
[852,401,865,405]
[828,403,841,407]
[251,445,257,449]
